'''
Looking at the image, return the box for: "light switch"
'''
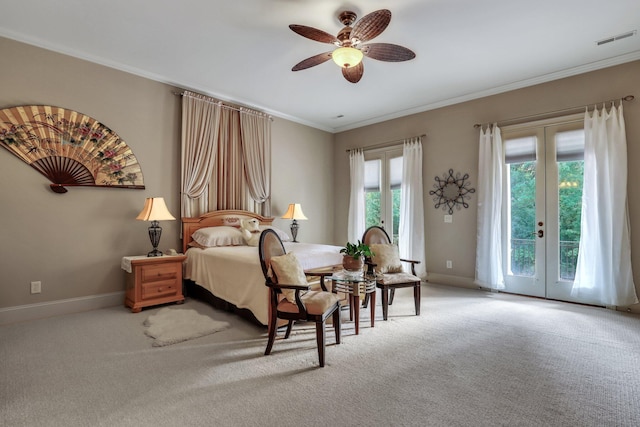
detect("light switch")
[444,215,453,223]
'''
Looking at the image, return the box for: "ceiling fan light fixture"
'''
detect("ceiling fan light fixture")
[332,47,363,68]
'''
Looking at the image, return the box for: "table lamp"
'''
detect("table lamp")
[136,197,176,257]
[281,203,307,243]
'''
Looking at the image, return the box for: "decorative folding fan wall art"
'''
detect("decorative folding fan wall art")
[0,105,145,193]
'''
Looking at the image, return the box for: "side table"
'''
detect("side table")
[121,254,187,313]
[329,272,376,335]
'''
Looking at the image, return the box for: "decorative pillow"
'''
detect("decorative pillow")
[370,244,403,274]
[270,252,308,303]
[191,226,246,247]
[240,218,262,246]
[259,226,291,242]
[240,218,260,233]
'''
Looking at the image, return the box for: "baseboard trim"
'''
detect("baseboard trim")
[426,274,640,314]
[427,273,478,289]
[0,292,125,325]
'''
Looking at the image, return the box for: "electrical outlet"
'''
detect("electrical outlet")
[446,260,452,269]
[444,215,453,223]
[30,281,42,294]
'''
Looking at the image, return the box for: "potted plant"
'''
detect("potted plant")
[340,240,374,272]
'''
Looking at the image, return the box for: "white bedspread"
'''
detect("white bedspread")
[185,242,343,325]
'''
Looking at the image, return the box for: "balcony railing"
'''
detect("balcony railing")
[510,239,579,281]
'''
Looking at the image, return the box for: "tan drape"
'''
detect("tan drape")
[181,91,271,218]
[240,108,271,216]
[209,108,246,210]
[180,91,221,218]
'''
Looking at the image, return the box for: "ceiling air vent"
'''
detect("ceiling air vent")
[596,30,637,46]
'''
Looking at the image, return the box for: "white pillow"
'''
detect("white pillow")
[260,226,291,242]
[191,226,246,247]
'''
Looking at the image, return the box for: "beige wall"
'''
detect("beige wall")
[2,34,639,317]
[333,60,640,310]
[271,120,335,244]
[0,37,334,314]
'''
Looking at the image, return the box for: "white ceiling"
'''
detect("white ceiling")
[1,0,639,133]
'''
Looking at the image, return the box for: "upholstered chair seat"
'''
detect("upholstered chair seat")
[277,291,341,315]
[376,272,421,285]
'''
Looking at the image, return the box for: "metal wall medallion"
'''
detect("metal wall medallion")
[429,169,475,214]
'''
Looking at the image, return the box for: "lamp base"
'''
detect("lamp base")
[290,219,299,243]
[147,220,164,257]
[147,249,164,257]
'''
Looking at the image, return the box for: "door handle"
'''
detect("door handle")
[531,230,544,238]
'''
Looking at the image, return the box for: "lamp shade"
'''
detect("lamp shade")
[332,47,363,69]
[281,203,307,220]
[136,197,176,221]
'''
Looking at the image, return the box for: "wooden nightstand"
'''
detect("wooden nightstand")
[122,255,187,313]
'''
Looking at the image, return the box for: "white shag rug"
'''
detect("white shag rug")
[143,307,230,347]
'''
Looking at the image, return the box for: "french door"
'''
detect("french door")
[502,115,585,302]
[364,147,403,243]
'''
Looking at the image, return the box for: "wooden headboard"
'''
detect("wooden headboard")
[181,209,275,253]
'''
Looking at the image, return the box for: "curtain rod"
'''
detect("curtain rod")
[345,134,426,153]
[473,94,635,129]
[173,90,273,121]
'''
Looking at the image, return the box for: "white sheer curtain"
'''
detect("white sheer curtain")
[347,149,366,243]
[240,108,271,216]
[180,91,221,218]
[475,124,505,290]
[572,103,638,306]
[399,138,426,279]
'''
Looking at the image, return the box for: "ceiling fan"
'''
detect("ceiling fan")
[289,9,416,83]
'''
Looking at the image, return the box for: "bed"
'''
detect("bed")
[182,210,344,326]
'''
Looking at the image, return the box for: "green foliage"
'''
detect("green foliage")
[392,189,401,243]
[365,191,380,229]
[510,162,536,239]
[340,241,374,259]
[509,160,583,242]
[364,189,401,244]
[557,161,583,242]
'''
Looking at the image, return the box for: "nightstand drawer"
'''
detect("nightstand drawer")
[141,264,178,283]
[142,280,179,300]
[123,254,186,313]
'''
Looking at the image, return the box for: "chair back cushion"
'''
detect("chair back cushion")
[370,243,403,273]
[270,252,308,303]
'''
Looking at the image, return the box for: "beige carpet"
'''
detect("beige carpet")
[1,283,639,426]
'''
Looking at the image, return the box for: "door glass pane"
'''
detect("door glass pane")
[391,188,401,244]
[508,161,536,276]
[556,130,584,281]
[364,159,381,191]
[389,156,403,244]
[365,191,381,229]
[365,159,381,229]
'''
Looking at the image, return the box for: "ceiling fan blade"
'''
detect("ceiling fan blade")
[361,43,416,62]
[289,25,339,45]
[342,62,364,83]
[292,52,333,71]
[350,9,391,44]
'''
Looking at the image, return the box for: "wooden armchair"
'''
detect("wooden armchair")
[362,226,421,320]
[258,229,341,367]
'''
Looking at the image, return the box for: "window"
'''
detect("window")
[364,148,403,244]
